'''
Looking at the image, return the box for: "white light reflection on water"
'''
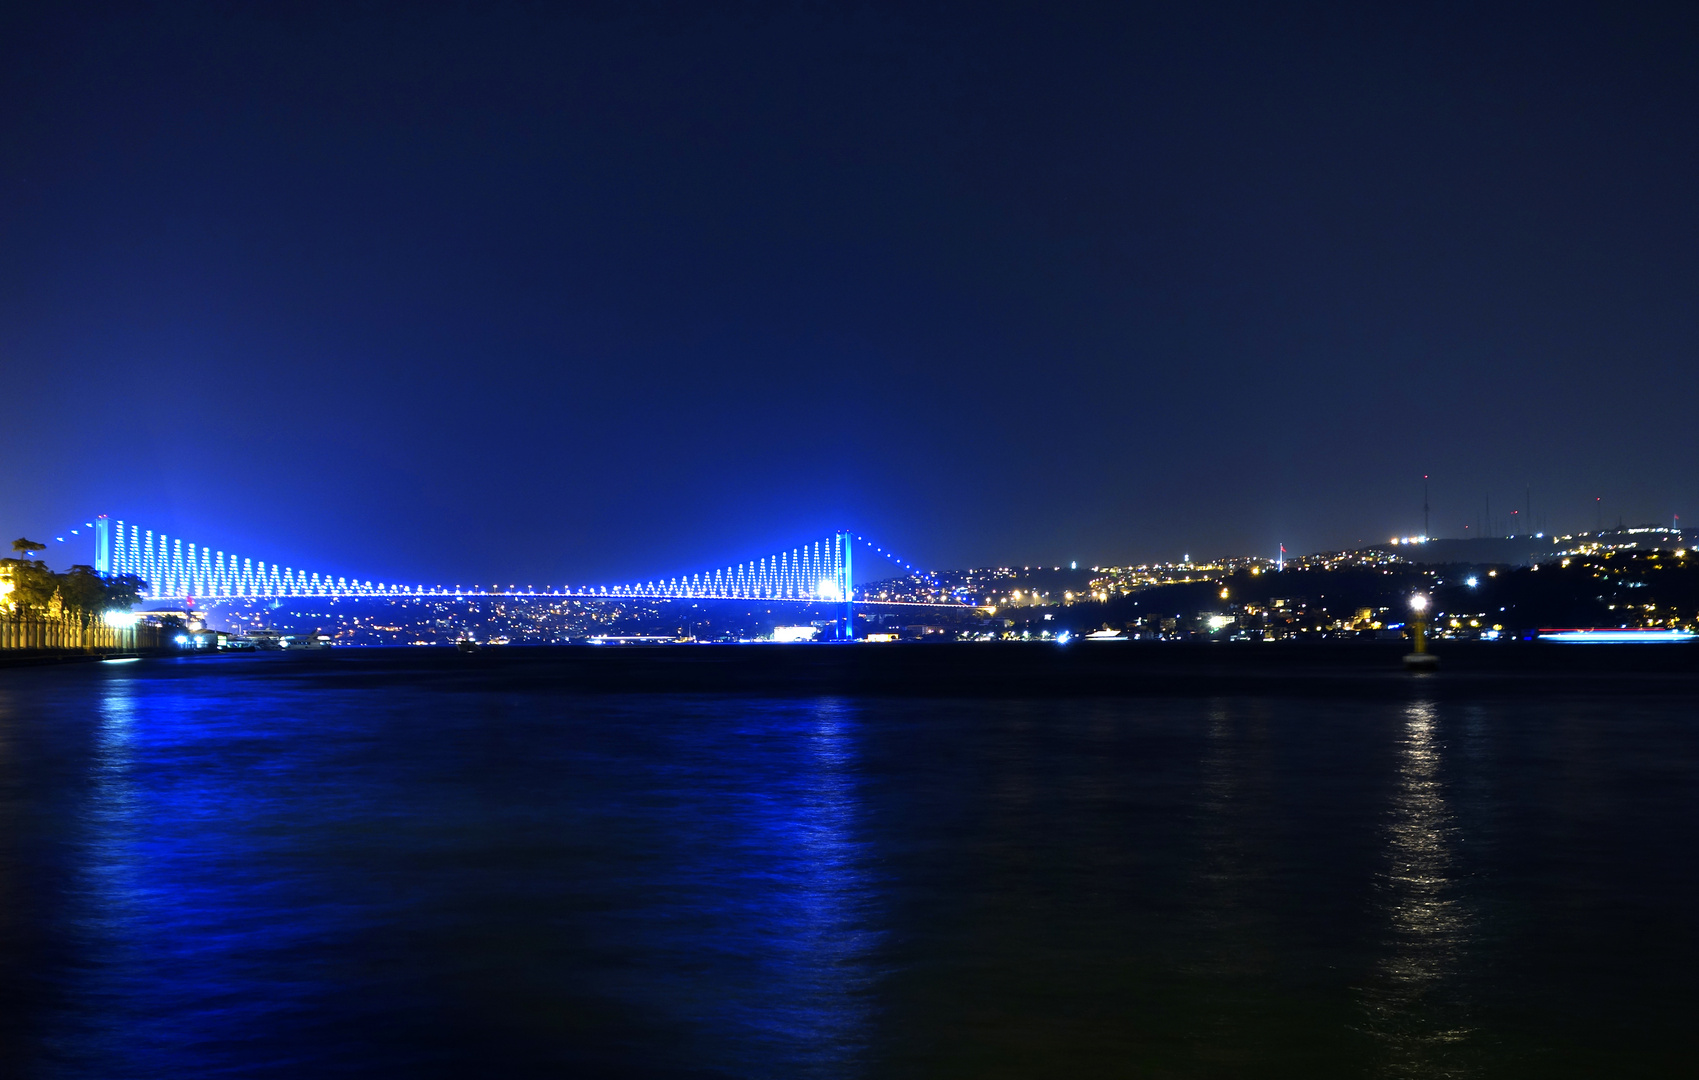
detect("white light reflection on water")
[1359,699,1478,1078]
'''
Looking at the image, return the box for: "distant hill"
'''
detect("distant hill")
[1381,528,1687,567]
[1390,537,1562,567]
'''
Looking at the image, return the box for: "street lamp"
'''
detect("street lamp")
[1404,593,1437,670]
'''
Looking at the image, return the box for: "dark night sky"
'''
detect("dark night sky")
[3,2,1696,585]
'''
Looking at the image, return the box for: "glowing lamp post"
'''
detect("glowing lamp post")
[1404,593,1438,671]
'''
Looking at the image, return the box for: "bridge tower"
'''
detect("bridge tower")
[836,530,854,640]
[94,516,111,576]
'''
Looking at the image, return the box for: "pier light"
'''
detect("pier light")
[1410,594,1429,613]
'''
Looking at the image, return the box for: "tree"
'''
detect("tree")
[103,574,148,613]
[0,558,58,613]
[0,558,147,618]
[10,538,46,557]
[58,565,108,617]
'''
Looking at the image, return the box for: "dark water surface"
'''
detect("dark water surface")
[1,653,1695,1077]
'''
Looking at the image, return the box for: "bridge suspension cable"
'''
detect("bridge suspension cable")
[96,519,920,604]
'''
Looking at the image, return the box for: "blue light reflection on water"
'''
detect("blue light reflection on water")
[10,663,885,1078]
[1,657,1698,1076]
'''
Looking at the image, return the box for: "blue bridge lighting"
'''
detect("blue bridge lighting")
[91,518,963,608]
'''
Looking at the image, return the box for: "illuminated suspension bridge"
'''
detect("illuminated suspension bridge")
[84,516,963,607]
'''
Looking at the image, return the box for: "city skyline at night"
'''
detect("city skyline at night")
[6,8,1699,1075]
[4,4,1698,583]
